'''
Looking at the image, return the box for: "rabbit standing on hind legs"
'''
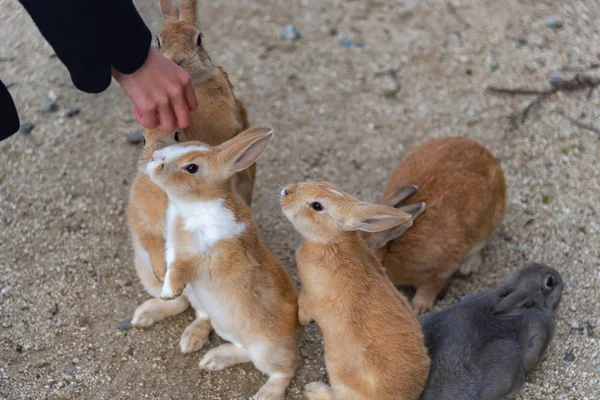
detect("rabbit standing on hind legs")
[127,0,252,353]
[281,182,430,400]
[154,0,253,201]
[147,128,301,400]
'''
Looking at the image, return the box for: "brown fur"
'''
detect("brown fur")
[155,0,253,197]
[281,182,430,400]
[362,136,507,313]
[148,128,301,399]
[127,0,253,335]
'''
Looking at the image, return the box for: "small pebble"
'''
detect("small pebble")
[65,108,80,118]
[459,55,472,64]
[41,98,58,113]
[20,122,35,135]
[555,106,565,114]
[51,303,59,316]
[340,38,355,48]
[118,319,133,331]
[66,368,73,375]
[489,59,499,71]
[546,16,563,29]
[281,25,301,40]
[75,316,90,327]
[563,351,575,362]
[374,74,399,96]
[516,38,527,48]
[467,110,476,118]
[126,130,143,144]
[550,75,562,85]
[72,357,80,364]
[595,366,600,373]
[571,321,580,330]
[528,33,545,47]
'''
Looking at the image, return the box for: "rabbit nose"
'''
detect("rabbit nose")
[282,184,296,196]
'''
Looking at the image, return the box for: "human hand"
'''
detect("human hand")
[112,47,198,132]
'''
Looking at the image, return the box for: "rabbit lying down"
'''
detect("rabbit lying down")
[420,263,564,400]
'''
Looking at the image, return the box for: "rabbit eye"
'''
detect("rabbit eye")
[197,32,203,46]
[185,164,198,174]
[142,137,146,145]
[310,202,324,212]
[545,276,555,288]
[174,132,180,142]
[156,36,161,49]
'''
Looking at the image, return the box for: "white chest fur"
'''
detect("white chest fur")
[165,197,246,256]
[162,198,246,297]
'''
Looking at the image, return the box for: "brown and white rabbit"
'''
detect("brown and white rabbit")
[126,0,253,351]
[281,182,430,400]
[146,127,301,400]
[362,136,507,313]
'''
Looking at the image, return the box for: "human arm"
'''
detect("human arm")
[17,0,197,132]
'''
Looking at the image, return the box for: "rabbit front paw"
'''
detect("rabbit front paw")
[131,297,189,328]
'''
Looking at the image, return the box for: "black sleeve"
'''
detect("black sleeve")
[0,80,20,140]
[18,0,152,94]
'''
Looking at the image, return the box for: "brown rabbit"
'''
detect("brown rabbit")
[126,0,252,353]
[146,127,301,400]
[362,136,507,313]
[281,182,430,400]
[157,0,253,200]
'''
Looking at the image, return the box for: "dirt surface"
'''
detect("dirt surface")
[1,0,599,399]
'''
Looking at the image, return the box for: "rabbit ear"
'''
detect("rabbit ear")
[371,202,425,247]
[216,127,274,174]
[493,291,527,316]
[343,203,413,233]
[380,184,419,207]
[397,202,426,221]
[179,0,197,24]
[160,0,179,25]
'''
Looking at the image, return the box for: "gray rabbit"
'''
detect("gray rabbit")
[420,263,564,400]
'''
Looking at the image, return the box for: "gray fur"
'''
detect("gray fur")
[420,263,563,400]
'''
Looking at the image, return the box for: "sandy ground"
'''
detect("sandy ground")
[1,0,599,399]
